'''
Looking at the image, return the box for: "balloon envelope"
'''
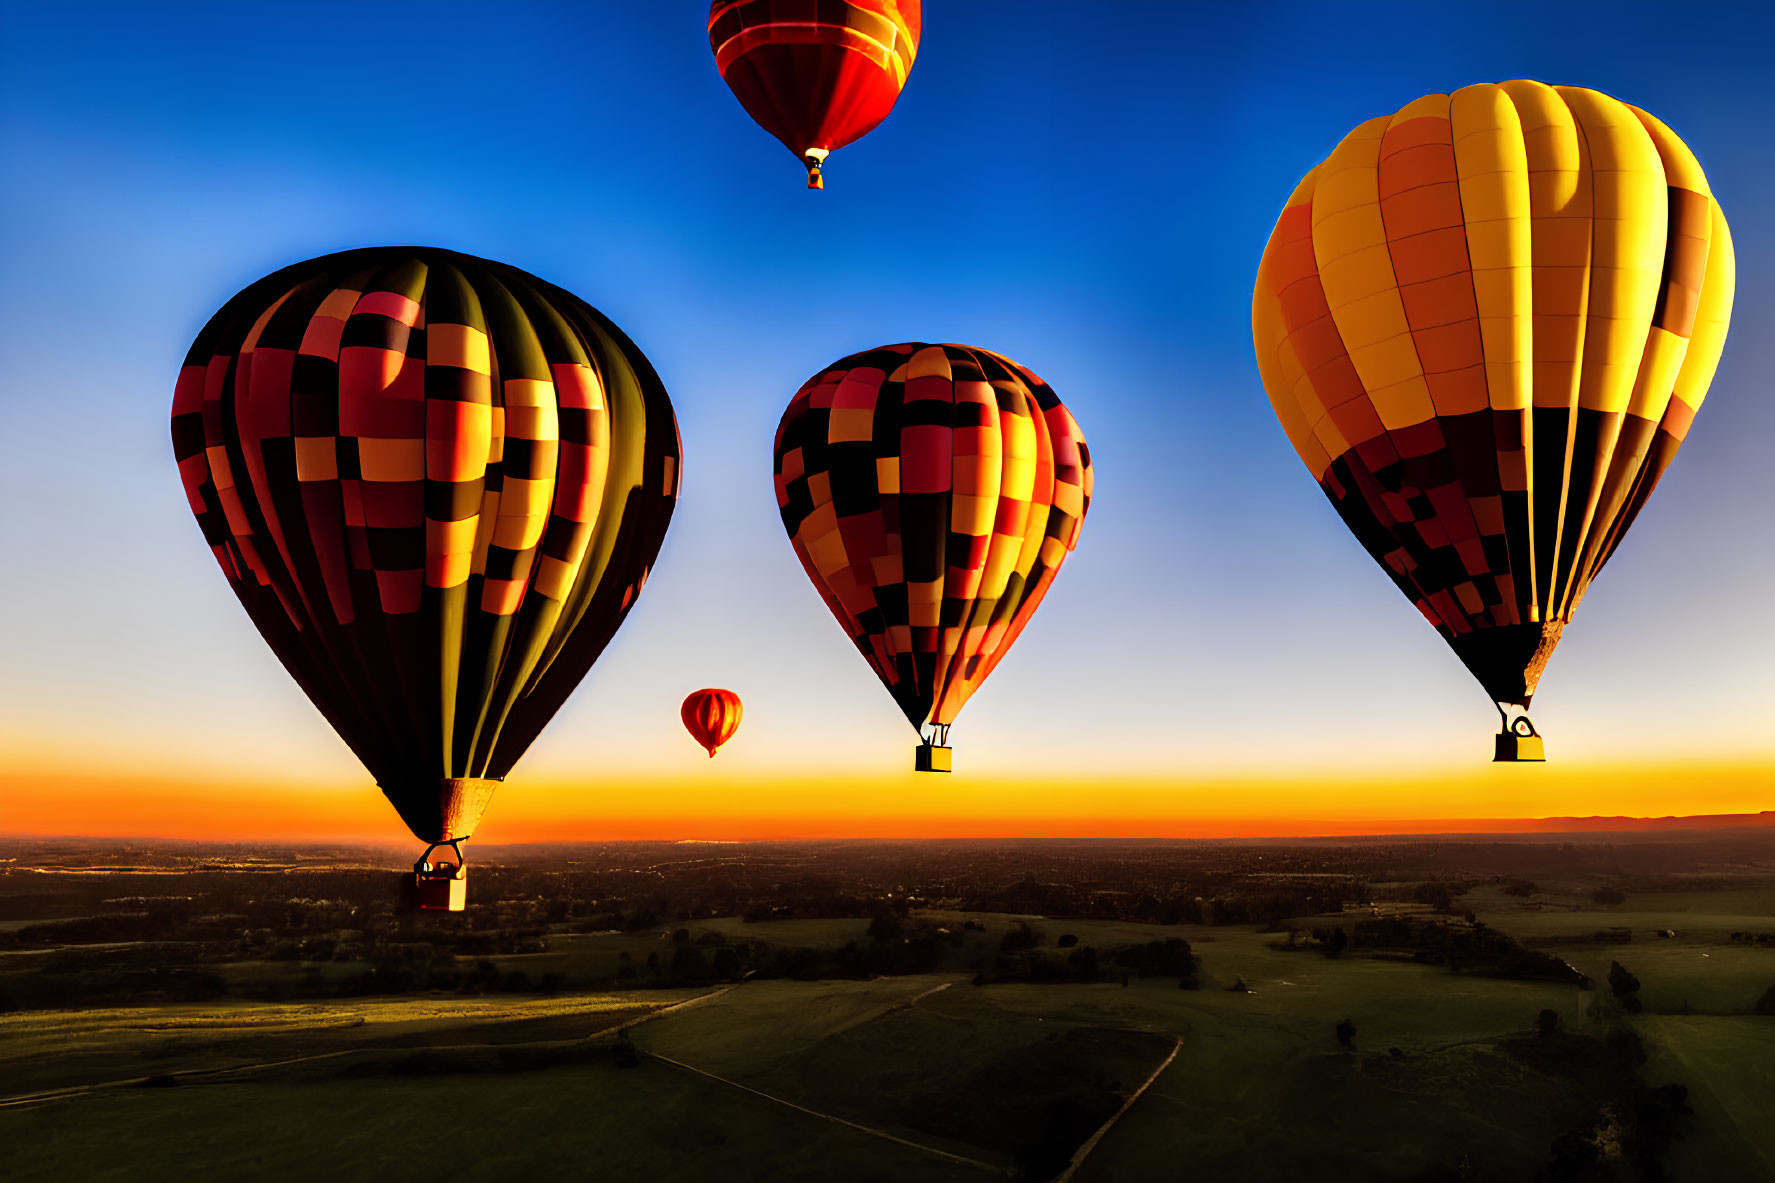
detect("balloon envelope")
[172,247,681,842]
[772,343,1092,742]
[1252,82,1733,713]
[709,0,920,188]
[681,688,744,757]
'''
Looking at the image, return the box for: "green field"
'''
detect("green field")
[3,900,1771,1181]
[0,1053,989,1183]
[1638,1015,1775,1179]
[0,989,703,1098]
[1466,887,1775,1016]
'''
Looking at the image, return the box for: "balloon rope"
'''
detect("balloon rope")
[1495,703,1539,739]
[414,839,467,873]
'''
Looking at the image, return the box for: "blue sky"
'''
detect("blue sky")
[1,1,1770,800]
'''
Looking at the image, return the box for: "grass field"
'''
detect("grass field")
[3,900,1771,1181]
[1638,1015,1775,1180]
[0,1054,989,1183]
[0,990,702,1097]
[1467,887,1775,1016]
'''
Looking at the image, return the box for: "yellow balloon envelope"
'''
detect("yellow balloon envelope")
[1252,82,1734,759]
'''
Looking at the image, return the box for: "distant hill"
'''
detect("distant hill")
[1506,811,1775,832]
[1258,811,1775,844]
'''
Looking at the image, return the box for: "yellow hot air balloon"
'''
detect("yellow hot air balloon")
[1252,82,1734,761]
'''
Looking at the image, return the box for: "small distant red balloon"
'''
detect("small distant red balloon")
[681,689,744,757]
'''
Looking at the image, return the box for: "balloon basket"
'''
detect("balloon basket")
[1494,733,1545,763]
[402,861,467,912]
[915,743,952,774]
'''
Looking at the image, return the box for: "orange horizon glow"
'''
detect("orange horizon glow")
[4,760,1769,845]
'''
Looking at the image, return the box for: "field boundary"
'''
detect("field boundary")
[0,1047,364,1112]
[643,1049,1011,1176]
[1053,1036,1183,1183]
[599,983,736,1038]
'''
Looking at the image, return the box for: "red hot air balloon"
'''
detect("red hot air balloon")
[171,248,681,908]
[709,0,920,189]
[773,344,1092,773]
[682,689,744,757]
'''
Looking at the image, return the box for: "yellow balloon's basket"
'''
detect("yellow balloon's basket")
[1494,733,1545,762]
[1493,715,1546,763]
[915,743,952,774]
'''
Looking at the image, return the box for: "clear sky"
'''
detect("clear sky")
[1,2,1769,841]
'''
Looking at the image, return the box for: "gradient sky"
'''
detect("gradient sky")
[1,2,1770,840]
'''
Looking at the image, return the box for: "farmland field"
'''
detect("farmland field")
[3,835,1772,1180]
[5,925,1749,1181]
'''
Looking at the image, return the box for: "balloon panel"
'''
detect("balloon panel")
[773,344,1092,733]
[1252,83,1734,705]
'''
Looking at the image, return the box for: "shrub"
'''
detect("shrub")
[1607,961,1641,999]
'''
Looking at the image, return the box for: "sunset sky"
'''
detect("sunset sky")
[1,2,1770,842]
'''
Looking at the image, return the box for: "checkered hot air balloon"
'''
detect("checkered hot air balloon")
[1252,82,1734,762]
[171,248,681,903]
[681,688,744,757]
[709,0,920,189]
[773,343,1093,773]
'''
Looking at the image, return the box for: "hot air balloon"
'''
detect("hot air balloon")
[171,247,681,906]
[708,0,920,189]
[773,343,1092,772]
[682,688,744,757]
[1252,82,1734,761]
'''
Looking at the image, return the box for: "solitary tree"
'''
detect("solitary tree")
[867,910,904,944]
[1607,960,1643,1011]
[1335,1018,1356,1048]
[1537,1008,1562,1039]
[672,942,710,982]
[613,1029,640,1070]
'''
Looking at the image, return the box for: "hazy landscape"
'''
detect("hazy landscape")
[2,826,1772,1181]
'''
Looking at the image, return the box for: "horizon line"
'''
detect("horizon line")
[7,807,1773,848]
